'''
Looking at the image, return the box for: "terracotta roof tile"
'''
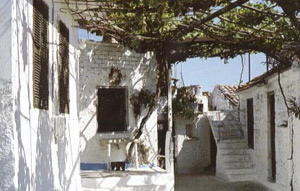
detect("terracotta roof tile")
[202,91,211,97]
[238,65,291,92]
[217,85,239,106]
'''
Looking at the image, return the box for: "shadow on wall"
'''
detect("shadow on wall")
[175,117,211,174]
[79,43,157,167]
[35,113,54,191]
[15,3,32,190]
[13,1,81,190]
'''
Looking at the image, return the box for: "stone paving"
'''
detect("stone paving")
[175,173,270,191]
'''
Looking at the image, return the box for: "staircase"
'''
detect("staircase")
[207,111,255,182]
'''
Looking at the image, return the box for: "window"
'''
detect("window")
[32,0,49,109]
[97,87,128,132]
[198,103,204,113]
[58,21,69,113]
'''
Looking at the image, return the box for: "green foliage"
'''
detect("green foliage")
[73,0,300,65]
[130,89,156,118]
[172,87,197,120]
[137,141,150,164]
[288,96,300,119]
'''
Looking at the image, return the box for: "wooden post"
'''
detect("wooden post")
[165,66,174,173]
[134,142,139,169]
[107,142,111,170]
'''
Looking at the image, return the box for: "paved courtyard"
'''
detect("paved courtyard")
[175,173,270,191]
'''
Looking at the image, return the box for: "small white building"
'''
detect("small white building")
[237,63,300,191]
[174,85,215,174]
[211,85,239,111]
[79,41,159,170]
[0,0,82,190]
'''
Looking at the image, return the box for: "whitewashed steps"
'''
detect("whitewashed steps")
[81,170,174,191]
[207,112,255,182]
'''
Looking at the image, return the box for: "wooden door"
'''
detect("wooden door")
[269,93,276,181]
[247,98,254,149]
[210,129,217,167]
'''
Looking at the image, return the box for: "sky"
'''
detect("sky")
[79,29,267,92]
[174,53,267,91]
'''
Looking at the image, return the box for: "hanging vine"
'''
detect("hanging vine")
[130,89,156,118]
[172,87,197,120]
[288,97,300,119]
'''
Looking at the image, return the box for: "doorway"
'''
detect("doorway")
[247,98,254,149]
[268,92,276,182]
[157,122,168,169]
[210,129,217,170]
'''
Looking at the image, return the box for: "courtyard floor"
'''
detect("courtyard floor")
[175,173,270,191]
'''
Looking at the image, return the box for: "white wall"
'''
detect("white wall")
[174,90,211,174]
[238,64,300,191]
[211,87,237,111]
[79,41,158,166]
[0,0,82,190]
[174,116,211,174]
[0,1,15,190]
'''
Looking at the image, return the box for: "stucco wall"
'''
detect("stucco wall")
[0,1,15,190]
[1,0,82,190]
[211,87,237,111]
[79,41,158,166]
[174,116,211,174]
[174,91,211,174]
[238,64,300,191]
[0,81,15,191]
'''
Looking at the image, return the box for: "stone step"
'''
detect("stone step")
[213,126,243,133]
[223,154,251,162]
[220,139,247,143]
[218,142,248,149]
[83,185,173,191]
[211,120,242,126]
[227,173,256,182]
[214,130,244,140]
[81,171,174,190]
[225,161,254,169]
[227,167,256,175]
[220,148,249,155]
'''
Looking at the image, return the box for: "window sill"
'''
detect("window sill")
[97,131,131,140]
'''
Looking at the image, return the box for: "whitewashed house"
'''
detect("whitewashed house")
[79,41,158,169]
[211,84,239,111]
[174,85,215,174]
[0,0,82,190]
[237,63,300,191]
[78,41,174,190]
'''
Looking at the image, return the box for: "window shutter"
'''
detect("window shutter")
[33,0,49,110]
[58,21,69,114]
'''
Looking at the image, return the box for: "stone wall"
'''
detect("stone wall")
[174,116,211,174]
[174,90,211,174]
[238,64,300,191]
[0,1,14,190]
[0,80,15,191]
[0,1,82,190]
[79,41,158,167]
[211,87,237,111]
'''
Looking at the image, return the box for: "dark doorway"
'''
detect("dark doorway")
[247,98,254,149]
[97,87,128,132]
[268,92,276,181]
[204,128,217,172]
[158,122,168,169]
[210,128,217,168]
